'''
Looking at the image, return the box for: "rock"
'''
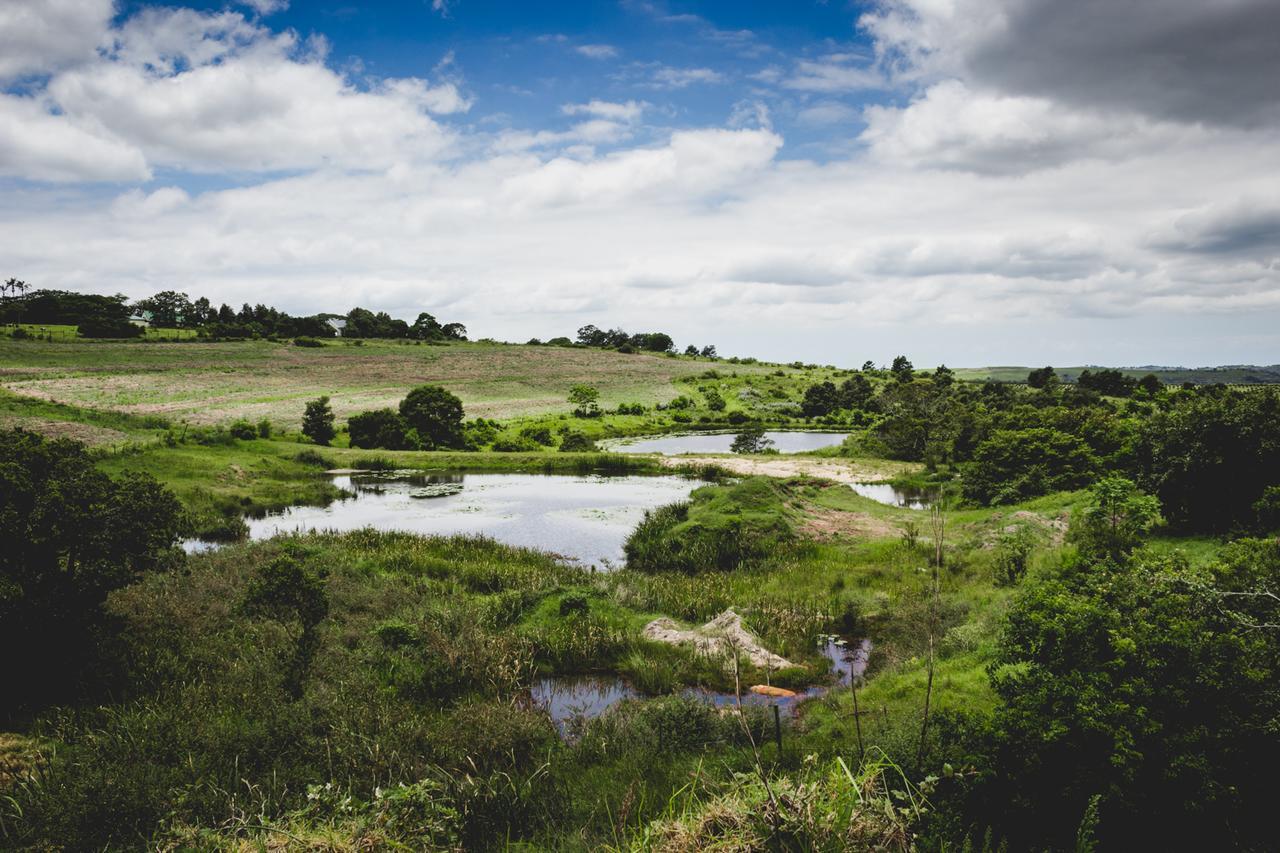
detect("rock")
[641,608,797,671]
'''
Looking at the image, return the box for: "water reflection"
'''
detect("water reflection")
[847,482,936,510]
[192,471,696,569]
[604,431,848,455]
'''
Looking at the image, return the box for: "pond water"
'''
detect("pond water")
[531,637,872,732]
[200,472,697,569]
[848,482,936,510]
[603,431,848,455]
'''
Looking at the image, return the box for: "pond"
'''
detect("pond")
[847,482,936,510]
[602,431,848,455]
[195,471,697,569]
[531,637,872,732]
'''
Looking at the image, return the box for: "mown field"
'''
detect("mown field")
[0,338,784,426]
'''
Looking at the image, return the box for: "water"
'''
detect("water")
[195,471,696,569]
[531,637,872,731]
[603,431,848,455]
[848,482,936,510]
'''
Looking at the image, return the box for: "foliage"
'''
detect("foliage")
[957,545,1280,850]
[730,425,774,454]
[1134,386,1280,532]
[559,431,598,452]
[399,385,466,449]
[301,395,336,446]
[992,526,1036,586]
[962,428,1096,505]
[1069,476,1162,560]
[77,316,144,338]
[0,429,182,718]
[569,384,601,418]
[347,408,413,450]
[1026,365,1058,389]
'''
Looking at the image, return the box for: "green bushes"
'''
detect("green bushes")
[961,428,1096,505]
[558,431,598,452]
[624,477,795,573]
[348,407,412,450]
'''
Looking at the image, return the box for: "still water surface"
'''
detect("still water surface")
[226,472,696,568]
[604,431,847,455]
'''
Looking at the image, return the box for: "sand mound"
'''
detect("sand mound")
[642,609,796,670]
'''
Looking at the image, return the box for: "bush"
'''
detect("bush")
[400,385,465,449]
[293,449,333,467]
[228,420,257,440]
[558,432,598,453]
[348,408,413,450]
[491,435,540,452]
[293,336,325,347]
[77,317,144,338]
[518,426,555,446]
[302,396,336,446]
[256,418,272,438]
[961,428,1096,505]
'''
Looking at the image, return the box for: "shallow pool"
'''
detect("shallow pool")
[603,431,848,455]
[847,482,936,510]
[197,471,697,569]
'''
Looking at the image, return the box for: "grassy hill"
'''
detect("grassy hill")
[0,338,788,428]
[954,364,1280,385]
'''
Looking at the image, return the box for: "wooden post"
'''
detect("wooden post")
[773,705,782,753]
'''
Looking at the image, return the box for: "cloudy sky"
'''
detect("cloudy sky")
[2,0,1278,366]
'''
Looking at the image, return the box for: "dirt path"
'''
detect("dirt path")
[658,454,918,484]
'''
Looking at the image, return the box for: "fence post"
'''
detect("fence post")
[773,704,782,753]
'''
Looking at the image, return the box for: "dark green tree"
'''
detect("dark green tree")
[730,426,774,454]
[961,428,1096,505]
[0,429,183,716]
[1069,476,1162,561]
[399,385,465,449]
[347,408,412,450]
[301,396,336,446]
[801,381,841,417]
[891,355,914,383]
[1026,366,1057,389]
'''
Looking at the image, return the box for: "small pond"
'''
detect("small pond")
[194,472,697,569]
[603,431,848,455]
[847,482,937,510]
[532,637,872,732]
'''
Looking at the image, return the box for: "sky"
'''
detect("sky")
[2,0,1278,367]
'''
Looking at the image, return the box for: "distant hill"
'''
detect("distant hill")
[954,365,1280,385]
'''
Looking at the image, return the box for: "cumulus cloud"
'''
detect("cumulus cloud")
[1150,199,1280,256]
[561,100,646,122]
[0,0,114,81]
[648,66,724,89]
[861,0,1280,126]
[0,5,465,177]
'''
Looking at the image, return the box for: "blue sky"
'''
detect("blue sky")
[2,0,1279,366]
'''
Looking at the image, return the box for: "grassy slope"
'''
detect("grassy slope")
[0,337,785,426]
[955,364,1280,384]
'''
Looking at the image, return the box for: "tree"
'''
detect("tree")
[1070,476,1162,560]
[684,345,699,356]
[973,546,1280,850]
[347,408,412,450]
[1076,368,1137,397]
[78,316,144,338]
[568,384,600,418]
[302,396,336,446]
[440,322,467,340]
[861,360,876,373]
[876,381,959,462]
[1026,366,1057,389]
[399,385,465,449]
[189,296,213,326]
[1135,373,1162,397]
[731,426,774,454]
[704,389,726,411]
[699,345,717,358]
[838,374,874,410]
[134,290,193,328]
[409,312,442,340]
[961,428,1096,505]
[0,429,183,716]
[932,364,955,388]
[891,355,914,384]
[801,381,841,417]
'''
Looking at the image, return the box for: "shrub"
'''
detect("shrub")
[293,449,332,467]
[293,336,325,347]
[302,396,336,446]
[491,435,540,452]
[558,432,598,452]
[228,420,257,440]
[961,428,1096,505]
[77,317,144,338]
[518,426,555,446]
[348,408,413,450]
[256,418,272,438]
[400,385,465,450]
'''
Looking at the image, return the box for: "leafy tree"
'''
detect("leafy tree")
[1135,373,1162,397]
[0,429,183,716]
[399,385,465,449]
[1026,366,1057,389]
[441,322,467,340]
[684,345,698,356]
[242,554,329,698]
[891,355,914,383]
[961,428,1096,505]
[1076,368,1137,397]
[134,290,193,328]
[801,381,841,417]
[568,384,600,418]
[699,345,717,358]
[838,373,874,410]
[409,312,442,340]
[1255,486,1280,534]
[1069,476,1162,560]
[730,426,774,454]
[1135,387,1280,532]
[969,545,1280,850]
[875,381,959,463]
[861,360,876,372]
[302,396,336,446]
[932,364,955,388]
[629,332,674,353]
[703,389,726,411]
[347,408,412,450]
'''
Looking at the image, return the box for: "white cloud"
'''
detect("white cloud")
[561,100,646,122]
[239,0,289,15]
[0,0,114,82]
[783,56,882,92]
[575,44,618,60]
[649,66,724,89]
[0,94,150,182]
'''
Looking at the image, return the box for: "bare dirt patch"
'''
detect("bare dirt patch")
[800,508,902,542]
[660,454,918,483]
[0,417,133,447]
